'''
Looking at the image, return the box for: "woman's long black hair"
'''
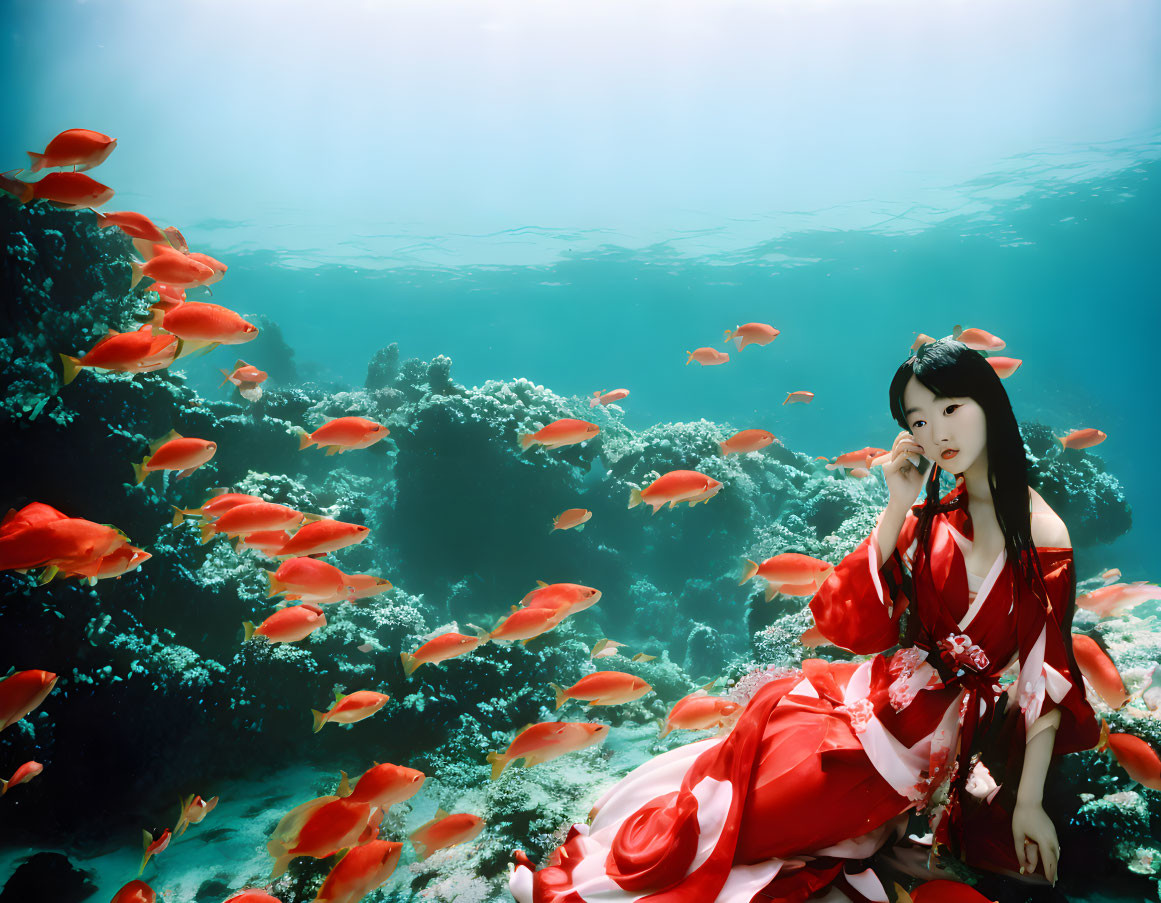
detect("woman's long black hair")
[886,339,1081,659]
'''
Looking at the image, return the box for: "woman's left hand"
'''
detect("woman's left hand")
[1012,801,1059,884]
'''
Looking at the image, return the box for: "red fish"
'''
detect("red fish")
[518,418,600,450]
[186,252,227,285]
[739,553,835,601]
[154,300,259,347]
[1071,634,1128,708]
[95,210,166,242]
[338,762,426,809]
[267,557,351,602]
[290,572,393,605]
[171,491,266,526]
[26,129,116,172]
[818,447,885,472]
[139,827,171,875]
[111,881,156,903]
[953,325,1006,352]
[551,508,592,531]
[686,347,729,366]
[343,573,394,602]
[409,810,486,860]
[0,170,114,208]
[720,429,776,456]
[1057,428,1107,450]
[62,544,150,584]
[628,469,723,514]
[200,502,308,542]
[518,581,603,617]
[985,356,1022,379]
[1077,581,1160,618]
[590,388,629,408]
[550,671,652,709]
[401,631,488,676]
[268,796,372,878]
[0,512,125,575]
[174,793,219,837]
[659,685,741,738]
[723,322,779,352]
[1102,731,1161,791]
[220,359,267,402]
[298,417,390,454]
[314,838,402,903]
[0,760,42,795]
[276,519,370,558]
[783,390,814,405]
[58,326,157,384]
[487,723,609,779]
[487,606,566,644]
[243,603,327,645]
[132,430,217,484]
[312,690,391,733]
[130,246,216,290]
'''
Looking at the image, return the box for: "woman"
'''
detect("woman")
[510,339,1100,903]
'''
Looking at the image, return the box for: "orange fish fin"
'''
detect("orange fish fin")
[536,580,549,587]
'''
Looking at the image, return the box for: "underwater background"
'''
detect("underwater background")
[1,1,1160,902]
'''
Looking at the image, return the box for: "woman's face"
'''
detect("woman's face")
[901,376,987,477]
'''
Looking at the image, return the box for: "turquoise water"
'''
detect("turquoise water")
[3,2,1161,902]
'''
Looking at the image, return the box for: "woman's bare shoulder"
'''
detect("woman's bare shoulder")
[1029,487,1071,549]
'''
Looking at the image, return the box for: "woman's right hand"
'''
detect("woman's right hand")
[882,430,930,509]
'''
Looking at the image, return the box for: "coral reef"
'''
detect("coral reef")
[1,196,1155,902]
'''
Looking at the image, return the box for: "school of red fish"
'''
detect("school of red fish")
[1,128,1156,903]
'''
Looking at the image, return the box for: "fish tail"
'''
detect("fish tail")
[311,709,328,733]
[738,558,759,585]
[657,719,671,739]
[718,441,730,456]
[550,682,567,711]
[685,350,694,365]
[131,459,149,486]
[265,571,281,599]
[0,169,33,203]
[518,433,535,450]
[627,485,643,509]
[1058,436,1067,449]
[269,853,294,880]
[242,621,256,642]
[25,151,45,173]
[58,353,83,385]
[129,258,144,291]
[296,428,313,451]
[400,651,419,676]
[486,750,510,780]
[219,370,232,388]
[0,778,7,796]
[198,522,216,545]
[589,393,599,408]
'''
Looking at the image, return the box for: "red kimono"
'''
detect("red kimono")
[510,482,1100,903]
